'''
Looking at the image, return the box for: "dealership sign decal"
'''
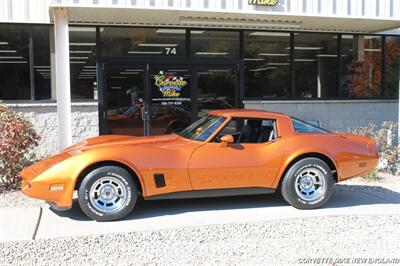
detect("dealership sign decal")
[154,71,187,97]
[248,0,278,6]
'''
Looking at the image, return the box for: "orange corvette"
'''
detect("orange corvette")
[21,109,379,221]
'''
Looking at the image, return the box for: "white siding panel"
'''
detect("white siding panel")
[0,0,399,24]
[394,0,399,18]
[365,0,375,17]
[0,1,8,21]
[320,0,332,16]
[312,0,318,15]
[0,0,50,23]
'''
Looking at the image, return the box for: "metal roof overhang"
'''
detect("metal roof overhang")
[49,5,400,34]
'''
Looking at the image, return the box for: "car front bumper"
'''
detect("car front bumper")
[21,175,74,210]
[20,155,76,210]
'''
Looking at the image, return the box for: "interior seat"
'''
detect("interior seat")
[237,120,261,143]
[257,126,274,143]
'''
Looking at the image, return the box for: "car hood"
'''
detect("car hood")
[63,134,192,153]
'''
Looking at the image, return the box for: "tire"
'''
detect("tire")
[281,158,334,209]
[78,165,138,221]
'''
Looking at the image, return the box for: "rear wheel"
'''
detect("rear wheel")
[281,158,334,209]
[78,165,138,221]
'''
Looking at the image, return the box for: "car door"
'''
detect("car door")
[188,120,286,190]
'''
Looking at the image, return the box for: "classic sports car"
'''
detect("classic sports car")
[21,109,379,221]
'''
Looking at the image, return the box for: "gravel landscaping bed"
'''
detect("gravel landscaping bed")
[342,174,400,193]
[1,214,399,265]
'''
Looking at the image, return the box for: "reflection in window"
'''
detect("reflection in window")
[100,27,186,57]
[69,27,97,99]
[106,65,145,136]
[341,35,382,97]
[197,66,236,118]
[244,31,290,98]
[191,30,239,58]
[33,25,51,100]
[179,115,225,142]
[294,33,338,98]
[0,25,30,100]
[385,36,400,98]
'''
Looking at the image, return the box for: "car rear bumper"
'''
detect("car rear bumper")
[338,154,379,181]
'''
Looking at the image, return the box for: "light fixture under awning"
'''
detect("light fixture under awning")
[138,43,178,47]
[128,51,163,54]
[180,17,302,29]
[195,52,229,55]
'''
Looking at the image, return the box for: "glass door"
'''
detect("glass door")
[148,65,193,135]
[104,64,147,136]
[101,63,239,136]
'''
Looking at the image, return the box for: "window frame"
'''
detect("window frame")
[178,115,227,142]
[291,117,331,134]
[211,116,278,144]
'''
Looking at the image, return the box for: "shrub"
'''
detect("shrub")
[349,121,399,178]
[0,103,40,192]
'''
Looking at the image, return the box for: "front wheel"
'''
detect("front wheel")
[281,158,334,209]
[78,165,138,221]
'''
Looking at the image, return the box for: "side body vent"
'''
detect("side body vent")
[154,173,166,188]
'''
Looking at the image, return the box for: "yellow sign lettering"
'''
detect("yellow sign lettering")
[248,0,278,6]
[154,75,187,88]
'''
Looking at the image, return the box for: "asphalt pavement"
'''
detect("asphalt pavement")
[1,183,399,243]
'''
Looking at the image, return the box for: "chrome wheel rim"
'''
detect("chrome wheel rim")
[294,167,326,202]
[89,176,127,213]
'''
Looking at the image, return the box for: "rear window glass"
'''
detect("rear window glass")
[291,117,330,133]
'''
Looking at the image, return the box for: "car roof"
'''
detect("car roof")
[208,109,289,119]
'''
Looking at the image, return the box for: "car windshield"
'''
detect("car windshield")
[178,115,226,142]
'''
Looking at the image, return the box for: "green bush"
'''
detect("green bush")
[0,103,40,192]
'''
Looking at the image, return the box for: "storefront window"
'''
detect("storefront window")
[197,65,236,117]
[0,25,30,100]
[294,33,338,98]
[191,30,239,58]
[69,26,97,99]
[33,25,51,100]
[244,31,291,98]
[385,36,400,98]
[341,35,382,97]
[100,27,186,57]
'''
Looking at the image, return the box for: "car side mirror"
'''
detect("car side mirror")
[219,134,234,147]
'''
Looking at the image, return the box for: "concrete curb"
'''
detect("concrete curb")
[0,207,42,243]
